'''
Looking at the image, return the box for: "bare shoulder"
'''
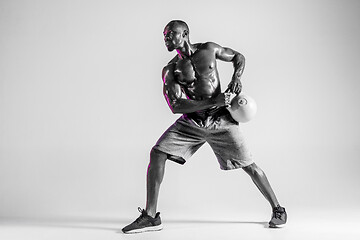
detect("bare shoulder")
[162,55,178,75]
[200,42,222,51]
[168,54,179,64]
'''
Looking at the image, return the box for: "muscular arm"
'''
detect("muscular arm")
[210,42,245,94]
[162,64,226,114]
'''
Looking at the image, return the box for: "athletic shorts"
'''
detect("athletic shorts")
[152,109,253,170]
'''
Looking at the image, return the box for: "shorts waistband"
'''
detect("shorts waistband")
[185,106,228,121]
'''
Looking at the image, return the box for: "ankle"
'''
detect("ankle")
[146,209,156,218]
[271,202,281,209]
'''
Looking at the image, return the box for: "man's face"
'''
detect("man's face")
[163,24,185,52]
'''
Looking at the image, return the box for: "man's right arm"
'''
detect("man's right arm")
[162,65,229,114]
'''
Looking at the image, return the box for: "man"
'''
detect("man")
[122,20,287,234]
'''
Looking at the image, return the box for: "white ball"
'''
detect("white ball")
[227,93,257,123]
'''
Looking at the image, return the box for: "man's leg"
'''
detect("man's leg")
[146,148,168,217]
[242,163,279,208]
[243,163,287,227]
[122,148,167,233]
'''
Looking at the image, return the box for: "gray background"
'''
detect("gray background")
[1,0,359,221]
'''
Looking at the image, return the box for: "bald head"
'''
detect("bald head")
[163,20,190,51]
[166,20,189,33]
[164,20,190,40]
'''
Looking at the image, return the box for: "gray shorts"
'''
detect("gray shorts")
[153,109,253,170]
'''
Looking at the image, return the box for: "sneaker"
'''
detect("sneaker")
[122,207,163,234]
[269,205,287,228]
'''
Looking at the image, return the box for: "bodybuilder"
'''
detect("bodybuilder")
[122,20,287,234]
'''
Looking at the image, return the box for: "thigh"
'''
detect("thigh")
[153,116,206,163]
[207,116,253,170]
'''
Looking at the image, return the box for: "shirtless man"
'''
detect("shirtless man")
[122,20,287,234]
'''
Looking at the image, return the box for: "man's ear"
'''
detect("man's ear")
[182,29,189,38]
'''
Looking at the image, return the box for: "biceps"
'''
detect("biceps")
[216,47,237,62]
[163,83,186,107]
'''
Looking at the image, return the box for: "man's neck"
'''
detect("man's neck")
[176,41,196,59]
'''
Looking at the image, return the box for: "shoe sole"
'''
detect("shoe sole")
[269,222,286,228]
[123,224,163,234]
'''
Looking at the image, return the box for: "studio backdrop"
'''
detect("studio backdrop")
[1,0,359,220]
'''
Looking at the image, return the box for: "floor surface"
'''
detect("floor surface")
[1,210,359,240]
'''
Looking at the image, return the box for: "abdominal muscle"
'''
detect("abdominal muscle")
[181,74,223,120]
[174,51,223,116]
[184,73,221,101]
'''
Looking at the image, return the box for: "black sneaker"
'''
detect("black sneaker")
[269,205,287,228]
[122,207,163,234]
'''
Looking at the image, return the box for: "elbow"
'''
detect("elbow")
[240,53,245,64]
[170,105,182,114]
[240,52,245,59]
[170,103,186,114]
[171,108,179,114]
[170,106,177,114]
[241,54,245,64]
[235,52,245,63]
[233,53,245,69]
[165,96,180,114]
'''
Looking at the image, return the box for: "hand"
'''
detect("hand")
[214,92,232,107]
[227,77,242,94]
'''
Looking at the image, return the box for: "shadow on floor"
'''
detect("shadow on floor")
[1,217,269,233]
[166,219,268,227]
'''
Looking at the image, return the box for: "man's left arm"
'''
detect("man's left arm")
[211,42,245,94]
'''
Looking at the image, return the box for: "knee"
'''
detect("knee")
[149,148,167,168]
[244,163,265,177]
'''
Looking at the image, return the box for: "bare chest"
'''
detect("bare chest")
[173,50,220,99]
[174,50,216,85]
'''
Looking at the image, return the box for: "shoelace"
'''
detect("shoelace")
[134,207,148,224]
[137,207,144,214]
[273,207,284,219]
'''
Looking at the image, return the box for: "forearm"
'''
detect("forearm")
[232,53,245,79]
[227,53,245,94]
